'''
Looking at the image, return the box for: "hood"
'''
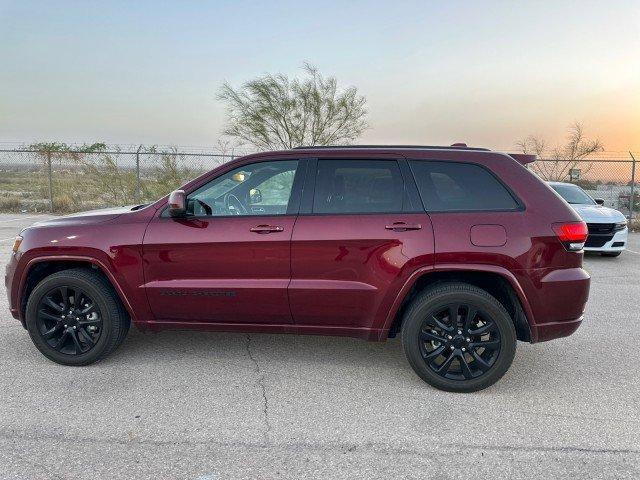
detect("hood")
[28,205,139,229]
[570,204,626,223]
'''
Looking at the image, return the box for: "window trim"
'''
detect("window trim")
[299,157,412,216]
[159,158,306,219]
[407,159,525,214]
[398,158,423,213]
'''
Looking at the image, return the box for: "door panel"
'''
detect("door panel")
[289,157,434,329]
[142,158,304,325]
[143,216,295,323]
[290,213,433,328]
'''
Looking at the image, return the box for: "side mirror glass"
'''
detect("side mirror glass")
[249,188,262,204]
[168,190,187,217]
[594,198,605,205]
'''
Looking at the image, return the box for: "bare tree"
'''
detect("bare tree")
[517,123,603,181]
[215,138,245,159]
[218,64,368,149]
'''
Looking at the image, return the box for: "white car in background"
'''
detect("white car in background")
[548,181,628,257]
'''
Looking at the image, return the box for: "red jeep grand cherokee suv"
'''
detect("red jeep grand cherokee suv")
[5,146,590,392]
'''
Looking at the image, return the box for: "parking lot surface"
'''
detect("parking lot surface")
[1,214,639,479]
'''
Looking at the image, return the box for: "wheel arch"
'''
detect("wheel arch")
[382,265,534,342]
[18,256,137,327]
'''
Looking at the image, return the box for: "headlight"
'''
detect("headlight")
[614,222,627,231]
[11,235,23,253]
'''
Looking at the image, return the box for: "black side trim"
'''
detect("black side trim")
[299,158,318,215]
[285,159,307,215]
[398,159,423,213]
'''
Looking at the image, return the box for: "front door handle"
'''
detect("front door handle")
[385,222,422,232]
[250,225,284,234]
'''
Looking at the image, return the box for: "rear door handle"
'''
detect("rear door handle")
[250,225,284,234]
[385,222,422,232]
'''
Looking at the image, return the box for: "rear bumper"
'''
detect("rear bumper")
[515,267,590,343]
[532,316,583,342]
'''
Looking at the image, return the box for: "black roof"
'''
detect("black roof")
[292,144,491,152]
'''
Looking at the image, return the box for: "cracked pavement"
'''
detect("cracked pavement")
[1,214,639,479]
[245,334,271,444]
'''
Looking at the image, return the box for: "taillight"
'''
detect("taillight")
[552,222,588,251]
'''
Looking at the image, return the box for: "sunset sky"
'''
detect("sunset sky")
[1,0,638,153]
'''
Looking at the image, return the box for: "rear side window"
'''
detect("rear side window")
[410,161,519,211]
[313,160,403,213]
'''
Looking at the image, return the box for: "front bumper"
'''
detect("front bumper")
[4,252,20,320]
[584,227,627,253]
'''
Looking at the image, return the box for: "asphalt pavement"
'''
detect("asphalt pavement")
[1,214,639,479]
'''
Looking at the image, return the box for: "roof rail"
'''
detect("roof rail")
[292,144,491,152]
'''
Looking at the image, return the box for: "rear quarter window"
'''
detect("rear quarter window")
[410,161,520,211]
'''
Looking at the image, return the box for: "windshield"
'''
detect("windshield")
[550,184,595,205]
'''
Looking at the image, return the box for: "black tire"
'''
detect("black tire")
[401,282,516,393]
[115,310,131,348]
[601,252,622,257]
[25,268,129,366]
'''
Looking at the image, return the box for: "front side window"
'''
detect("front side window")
[410,161,519,211]
[313,160,404,214]
[186,160,298,216]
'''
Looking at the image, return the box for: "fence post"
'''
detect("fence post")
[630,152,636,223]
[47,150,53,213]
[135,145,142,203]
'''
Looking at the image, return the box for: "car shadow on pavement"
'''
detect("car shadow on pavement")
[131,329,570,392]
[3,325,572,395]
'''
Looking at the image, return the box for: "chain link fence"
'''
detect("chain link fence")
[0,147,637,223]
[529,152,638,223]
[0,148,241,213]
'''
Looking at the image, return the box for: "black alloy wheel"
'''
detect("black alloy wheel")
[35,285,103,355]
[401,282,517,392]
[419,303,501,381]
[25,268,129,366]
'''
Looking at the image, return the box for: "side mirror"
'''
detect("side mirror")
[249,188,262,204]
[168,190,187,217]
[594,198,605,205]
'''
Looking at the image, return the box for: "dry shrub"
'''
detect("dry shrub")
[0,196,21,212]
[52,194,76,213]
[142,151,204,201]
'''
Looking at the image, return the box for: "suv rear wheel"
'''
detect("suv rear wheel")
[25,268,130,366]
[401,282,516,392]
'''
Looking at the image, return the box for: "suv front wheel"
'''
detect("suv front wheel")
[25,268,130,366]
[401,282,516,392]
